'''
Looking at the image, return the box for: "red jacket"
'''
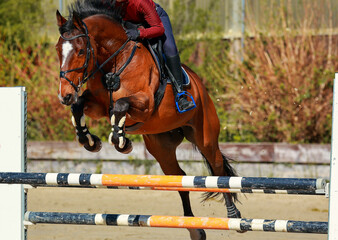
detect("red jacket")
[116,0,165,39]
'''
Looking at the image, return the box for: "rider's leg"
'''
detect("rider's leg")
[165,54,195,111]
[156,4,195,112]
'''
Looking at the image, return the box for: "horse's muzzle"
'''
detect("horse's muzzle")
[59,93,76,106]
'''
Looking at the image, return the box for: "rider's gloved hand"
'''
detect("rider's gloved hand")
[126,29,140,41]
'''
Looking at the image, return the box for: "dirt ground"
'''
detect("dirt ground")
[27,187,328,240]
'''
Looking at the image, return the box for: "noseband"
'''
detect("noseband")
[60,20,136,93]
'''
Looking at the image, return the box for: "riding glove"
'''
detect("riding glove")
[126,29,140,41]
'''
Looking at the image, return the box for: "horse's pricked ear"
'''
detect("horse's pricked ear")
[72,11,84,31]
[56,10,67,27]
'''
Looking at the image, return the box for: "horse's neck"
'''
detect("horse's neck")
[88,18,127,72]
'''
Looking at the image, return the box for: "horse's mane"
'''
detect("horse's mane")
[59,0,122,35]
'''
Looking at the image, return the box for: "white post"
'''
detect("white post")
[0,87,26,240]
[59,0,63,14]
[329,73,338,239]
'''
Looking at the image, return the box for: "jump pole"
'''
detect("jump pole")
[0,87,26,240]
[24,211,328,234]
[24,184,326,195]
[0,172,326,191]
[328,73,338,240]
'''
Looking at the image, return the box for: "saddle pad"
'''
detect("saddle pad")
[182,67,190,86]
[166,66,190,86]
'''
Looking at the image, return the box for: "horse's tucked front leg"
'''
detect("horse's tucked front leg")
[108,97,133,154]
[71,96,102,152]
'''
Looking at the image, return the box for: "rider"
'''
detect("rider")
[113,0,196,112]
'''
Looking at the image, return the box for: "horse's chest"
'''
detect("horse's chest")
[83,101,108,120]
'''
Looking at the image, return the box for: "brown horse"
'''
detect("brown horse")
[56,1,242,239]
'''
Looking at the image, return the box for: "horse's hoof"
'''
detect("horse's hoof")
[115,138,133,154]
[188,229,206,240]
[84,135,102,152]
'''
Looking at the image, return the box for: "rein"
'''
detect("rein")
[60,21,137,93]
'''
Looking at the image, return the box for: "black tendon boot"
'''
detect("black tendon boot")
[166,54,196,112]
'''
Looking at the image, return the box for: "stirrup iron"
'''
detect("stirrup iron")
[175,91,196,113]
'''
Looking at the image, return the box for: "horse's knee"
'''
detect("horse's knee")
[110,98,129,122]
[71,97,85,117]
[70,98,87,132]
[114,97,130,110]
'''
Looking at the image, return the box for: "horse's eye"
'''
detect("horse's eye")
[78,49,85,56]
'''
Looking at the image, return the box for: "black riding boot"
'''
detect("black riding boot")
[166,54,195,112]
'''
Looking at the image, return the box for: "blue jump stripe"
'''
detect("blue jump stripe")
[240,219,253,231]
[241,177,318,190]
[241,189,254,193]
[27,212,96,225]
[286,220,328,233]
[128,215,141,226]
[263,189,276,194]
[105,214,119,225]
[57,173,69,185]
[217,177,230,188]
[262,220,276,231]
[193,176,206,187]
[79,174,91,185]
[0,172,47,185]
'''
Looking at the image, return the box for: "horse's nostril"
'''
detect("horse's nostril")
[62,94,72,105]
[64,94,72,101]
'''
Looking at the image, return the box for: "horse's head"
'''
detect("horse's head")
[56,10,97,105]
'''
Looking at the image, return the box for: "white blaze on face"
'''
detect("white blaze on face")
[59,41,73,96]
[61,41,73,68]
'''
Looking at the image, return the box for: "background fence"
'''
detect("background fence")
[27,141,330,178]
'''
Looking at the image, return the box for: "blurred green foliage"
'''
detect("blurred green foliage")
[0,0,76,140]
[0,38,73,140]
[168,0,336,143]
[0,0,336,143]
[0,0,46,46]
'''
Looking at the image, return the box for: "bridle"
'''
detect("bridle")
[59,21,94,92]
[59,20,137,93]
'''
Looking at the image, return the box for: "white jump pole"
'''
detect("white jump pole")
[328,73,338,240]
[0,87,26,240]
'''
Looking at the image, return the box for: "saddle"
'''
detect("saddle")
[146,38,191,110]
